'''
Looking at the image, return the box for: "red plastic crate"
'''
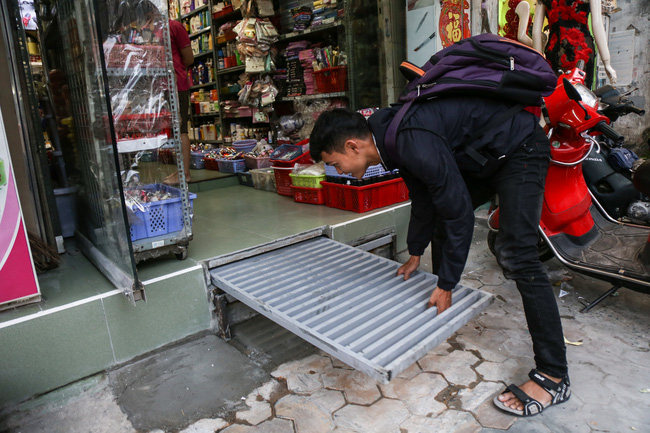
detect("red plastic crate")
[291,186,325,205]
[212,4,234,19]
[314,66,348,93]
[203,157,220,171]
[321,178,409,213]
[158,148,176,164]
[271,142,313,196]
[272,166,294,196]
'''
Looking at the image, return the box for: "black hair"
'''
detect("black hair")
[309,108,371,162]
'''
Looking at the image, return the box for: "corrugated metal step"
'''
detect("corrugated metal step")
[210,236,493,382]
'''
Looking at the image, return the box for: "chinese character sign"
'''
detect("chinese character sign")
[439,0,470,48]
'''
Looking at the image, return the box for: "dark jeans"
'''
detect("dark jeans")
[432,125,568,379]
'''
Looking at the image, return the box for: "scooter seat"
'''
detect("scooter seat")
[546,206,650,291]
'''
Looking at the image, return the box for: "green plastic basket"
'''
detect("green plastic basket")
[289,173,326,189]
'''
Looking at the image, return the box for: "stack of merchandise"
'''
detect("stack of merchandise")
[277,113,304,143]
[233,18,279,73]
[283,40,309,96]
[272,68,288,96]
[312,45,341,70]
[238,74,279,107]
[222,100,244,117]
[311,0,338,27]
[298,46,317,95]
[255,20,280,50]
[291,6,312,32]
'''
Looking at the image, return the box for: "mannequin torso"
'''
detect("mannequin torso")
[533,0,617,88]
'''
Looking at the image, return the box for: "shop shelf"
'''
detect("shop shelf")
[181,4,209,19]
[189,27,211,38]
[216,65,246,75]
[189,81,216,90]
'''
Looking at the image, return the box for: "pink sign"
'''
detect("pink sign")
[0,110,40,306]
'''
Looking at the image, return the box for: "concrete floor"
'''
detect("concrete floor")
[1,211,649,433]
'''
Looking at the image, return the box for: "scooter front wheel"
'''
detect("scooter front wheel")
[487,231,555,263]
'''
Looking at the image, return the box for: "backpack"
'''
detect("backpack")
[384,33,557,171]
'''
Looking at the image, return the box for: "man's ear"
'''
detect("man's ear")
[344,139,360,154]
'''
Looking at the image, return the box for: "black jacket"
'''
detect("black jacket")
[368,96,539,290]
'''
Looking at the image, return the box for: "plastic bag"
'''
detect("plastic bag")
[293,162,325,175]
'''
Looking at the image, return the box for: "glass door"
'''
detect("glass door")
[48,0,142,300]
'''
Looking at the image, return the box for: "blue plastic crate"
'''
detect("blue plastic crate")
[127,184,197,242]
[217,158,246,173]
[190,151,207,169]
[232,139,257,153]
[325,164,392,179]
[139,150,158,162]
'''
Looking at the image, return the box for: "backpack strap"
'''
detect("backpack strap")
[458,103,525,167]
[384,100,414,164]
[399,61,425,81]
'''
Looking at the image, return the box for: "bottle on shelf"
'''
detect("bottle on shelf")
[217,50,225,69]
[206,58,214,82]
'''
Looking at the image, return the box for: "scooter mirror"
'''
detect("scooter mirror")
[563,78,582,102]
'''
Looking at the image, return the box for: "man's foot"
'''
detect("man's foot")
[162,172,190,185]
[497,373,560,410]
[494,369,570,417]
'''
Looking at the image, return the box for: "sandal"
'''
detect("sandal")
[493,369,571,417]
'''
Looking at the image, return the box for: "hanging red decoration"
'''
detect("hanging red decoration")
[439,0,471,48]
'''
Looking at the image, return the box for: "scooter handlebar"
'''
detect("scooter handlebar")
[594,121,625,145]
[629,106,646,116]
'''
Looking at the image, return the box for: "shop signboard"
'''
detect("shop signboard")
[0,106,40,308]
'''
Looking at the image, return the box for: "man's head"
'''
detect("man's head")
[309,108,380,179]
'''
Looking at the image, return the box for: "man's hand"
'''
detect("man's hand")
[428,287,452,313]
[397,255,421,280]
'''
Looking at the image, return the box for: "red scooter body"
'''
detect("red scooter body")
[540,68,609,238]
[488,65,650,311]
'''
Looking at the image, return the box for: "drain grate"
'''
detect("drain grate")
[210,236,493,382]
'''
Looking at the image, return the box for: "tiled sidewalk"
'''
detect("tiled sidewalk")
[171,217,650,433]
[3,215,650,433]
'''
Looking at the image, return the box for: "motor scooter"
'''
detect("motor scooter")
[582,85,647,225]
[487,63,650,312]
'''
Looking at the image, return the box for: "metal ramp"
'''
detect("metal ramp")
[210,236,493,383]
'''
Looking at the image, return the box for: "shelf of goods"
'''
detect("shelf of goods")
[103,13,193,262]
[184,0,381,181]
